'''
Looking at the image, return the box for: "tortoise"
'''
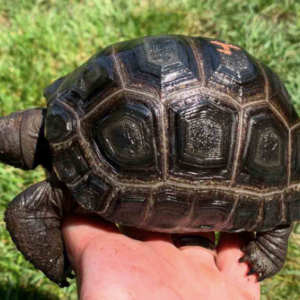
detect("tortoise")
[1,35,299,287]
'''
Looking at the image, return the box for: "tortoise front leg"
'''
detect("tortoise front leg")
[4,179,73,287]
[239,224,293,281]
[0,109,50,170]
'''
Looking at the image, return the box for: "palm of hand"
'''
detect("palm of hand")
[62,216,260,300]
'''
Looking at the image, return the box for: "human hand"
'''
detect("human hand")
[62,216,260,300]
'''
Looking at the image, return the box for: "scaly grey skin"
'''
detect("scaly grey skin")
[240,224,293,282]
[1,35,299,287]
[0,109,74,287]
[5,178,73,287]
[0,109,50,170]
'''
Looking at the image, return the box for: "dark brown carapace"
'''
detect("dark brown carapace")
[1,35,299,287]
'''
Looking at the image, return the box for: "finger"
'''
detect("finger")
[0,109,50,170]
[216,232,260,298]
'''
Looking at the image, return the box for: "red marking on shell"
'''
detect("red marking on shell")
[210,41,240,55]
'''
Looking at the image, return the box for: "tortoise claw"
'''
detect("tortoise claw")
[238,226,293,281]
[257,274,268,282]
[239,255,249,263]
[68,272,76,279]
[241,245,248,253]
[59,280,70,288]
[246,268,256,276]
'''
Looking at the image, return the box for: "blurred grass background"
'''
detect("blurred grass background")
[0,0,299,299]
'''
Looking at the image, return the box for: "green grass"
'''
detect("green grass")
[0,0,299,299]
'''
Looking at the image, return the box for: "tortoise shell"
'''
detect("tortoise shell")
[44,35,300,233]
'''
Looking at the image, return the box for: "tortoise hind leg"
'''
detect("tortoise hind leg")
[4,179,73,287]
[239,224,293,281]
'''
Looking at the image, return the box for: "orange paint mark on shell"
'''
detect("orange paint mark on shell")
[210,41,240,55]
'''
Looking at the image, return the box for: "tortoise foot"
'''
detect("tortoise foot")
[239,224,293,281]
[5,180,73,287]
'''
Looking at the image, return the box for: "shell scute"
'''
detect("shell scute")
[261,193,283,231]
[236,105,288,189]
[44,51,122,116]
[52,139,89,184]
[263,65,299,126]
[114,35,201,97]
[68,171,113,211]
[95,104,153,167]
[104,187,150,226]
[193,37,266,103]
[82,91,162,182]
[191,190,237,231]
[230,194,262,231]
[168,93,238,181]
[45,102,75,142]
[148,185,194,229]
[285,189,300,223]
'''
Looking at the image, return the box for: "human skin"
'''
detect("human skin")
[62,216,260,300]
